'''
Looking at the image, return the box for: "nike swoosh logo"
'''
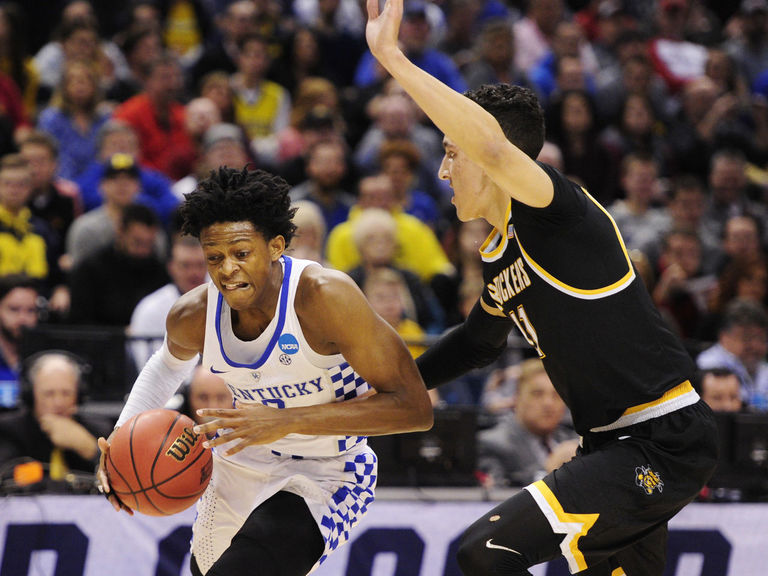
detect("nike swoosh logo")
[210,367,228,374]
[486,539,521,555]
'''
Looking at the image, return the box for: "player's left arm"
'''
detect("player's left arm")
[196,268,433,452]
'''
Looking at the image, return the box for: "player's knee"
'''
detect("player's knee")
[456,529,532,576]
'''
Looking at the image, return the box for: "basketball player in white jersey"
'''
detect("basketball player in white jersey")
[97,167,433,575]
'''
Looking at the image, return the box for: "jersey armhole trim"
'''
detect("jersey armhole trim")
[514,189,636,300]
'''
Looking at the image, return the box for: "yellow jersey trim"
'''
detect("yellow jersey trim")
[525,480,599,573]
[479,201,512,263]
[514,188,636,300]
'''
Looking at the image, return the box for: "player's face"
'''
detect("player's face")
[439,136,486,222]
[200,221,285,311]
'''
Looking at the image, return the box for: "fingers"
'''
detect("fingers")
[366,0,379,19]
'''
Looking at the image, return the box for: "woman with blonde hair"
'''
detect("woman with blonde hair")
[37,59,110,180]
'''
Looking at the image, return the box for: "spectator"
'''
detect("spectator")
[0,155,53,284]
[179,365,232,438]
[698,367,743,413]
[362,267,428,359]
[0,276,38,410]
[290,139,355,232]
[0,3,40,119]
[723,0,768,87]
[647,0,708,94]
[598,92,670,173]
[666,77,743,178]
[640,174,720,274]
[0,351,113,477]
[67,153,163,268]
[702,255,768,342]
[129,234,207,370]
[275,78,342,166]
[199,70,236,124]
[702,148,768,248]
[284,199,327,264]
[697,298,768,412]
[188,0,258,91]
[651,229,715,341]
[37,59,111,181]
[112,54,193,179]
[353,93,444,196]
[378,139,440,229]
[608,153,669,251]
[106,26,164,104]
[277,105,348,187]
[461,19,529,91]
[354,0,466,93]
[528,20,598,106]
[33,18,129,101]
[172,122,251,201]
[713,214,766,277]
[431,218,491,328]
[477,358,578,487]
[19,132,81,315]
[325,174,454,283]
[68,203,169,326]
[230,33,291,167]
[513,0,564,73]
[348,207,442,332]
[547,89,619,204]
[75,120,178,226]
[165,96,223,181]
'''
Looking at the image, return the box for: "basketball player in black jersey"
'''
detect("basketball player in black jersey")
[367,1,718,575]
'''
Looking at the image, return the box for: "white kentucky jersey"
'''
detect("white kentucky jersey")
[202,255,371,461]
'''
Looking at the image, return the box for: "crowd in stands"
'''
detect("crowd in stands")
[2,0,768,491]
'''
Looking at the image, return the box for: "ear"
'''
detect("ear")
[268,235,285,261]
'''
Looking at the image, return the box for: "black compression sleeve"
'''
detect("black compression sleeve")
[416,301,514,389]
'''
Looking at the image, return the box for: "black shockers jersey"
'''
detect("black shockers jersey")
[479,163,695,435]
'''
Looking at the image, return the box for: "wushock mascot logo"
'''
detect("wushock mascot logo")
[635,465,664,495]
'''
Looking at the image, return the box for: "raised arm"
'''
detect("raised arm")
[365,0,552,208]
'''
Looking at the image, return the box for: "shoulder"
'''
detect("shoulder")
[296,264,359,308]
[166,284,208,351]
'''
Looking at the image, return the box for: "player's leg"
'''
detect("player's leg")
[610,523,668,575]
[192,490,325,576]
[456,489,564,575]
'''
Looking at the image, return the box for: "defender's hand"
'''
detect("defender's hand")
[366,0,404,62]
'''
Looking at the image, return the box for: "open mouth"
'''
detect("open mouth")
[222,282,249,290]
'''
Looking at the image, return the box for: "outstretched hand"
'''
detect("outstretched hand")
[194,403,294,456]
[365,0,403,62]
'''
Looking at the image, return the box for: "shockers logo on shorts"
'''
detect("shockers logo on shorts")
[635,465,664,495]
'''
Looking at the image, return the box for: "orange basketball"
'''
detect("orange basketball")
[106,409,213,516]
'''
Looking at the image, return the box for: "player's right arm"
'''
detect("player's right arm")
[365,0,553,208]
[96,285,207,512]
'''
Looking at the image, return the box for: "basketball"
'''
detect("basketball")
[105,409,213,516]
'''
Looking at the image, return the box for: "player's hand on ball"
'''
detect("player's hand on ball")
[194,403,292,455]
[97,435,134,515]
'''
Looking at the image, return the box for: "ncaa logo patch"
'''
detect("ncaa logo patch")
[278,333,300,355]
[635,465,664,495]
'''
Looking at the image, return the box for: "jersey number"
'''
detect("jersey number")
[510,305,545,358]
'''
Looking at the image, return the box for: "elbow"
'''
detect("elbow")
[412,393,434,432]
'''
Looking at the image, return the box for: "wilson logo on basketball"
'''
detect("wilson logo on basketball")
[165,427,202,462]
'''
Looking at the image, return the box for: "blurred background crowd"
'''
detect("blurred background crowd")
[0,0,768,496]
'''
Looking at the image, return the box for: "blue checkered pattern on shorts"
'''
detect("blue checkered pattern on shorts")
[316,450,377,565]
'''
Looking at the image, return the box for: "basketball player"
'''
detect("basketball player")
[365,1,718,575]
[96,168,433,575]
